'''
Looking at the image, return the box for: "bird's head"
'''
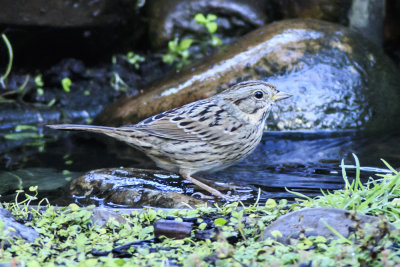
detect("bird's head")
[219,80,291,123]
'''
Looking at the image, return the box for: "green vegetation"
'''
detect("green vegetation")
[124,52,145,69]
[4,125,44,141]
[110,72,128,92]
[194,13,222,47]
[162,38,193,69]
[162,13,222,69]
[0,35,77,106]
[3,124,47,152]
[0,157,399,266]
[0,34,13,88]
[61,78,72,93]
[34,74,44,97]
[288,155,400,222]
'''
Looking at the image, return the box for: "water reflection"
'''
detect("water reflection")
[209,130,400,201]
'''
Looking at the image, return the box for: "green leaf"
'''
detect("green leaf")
[29,186,38,192]
[168,38,178,51]
[207,14,217,21]
[15,125,38,131]
[211,35,222,46]
[36,88,44,96]
[68,203,80,211]
[162,54,175,64]
[125,52,145,68]
[47,98,56,107]
[4,132,42,140]
[61,77,72,93]
[206,22,218,34]
[34,74,44,87]
[180,50,190,59]
[198,222,207,231]
[195,13,206,23]
[214,218,227,227]
[265,198,277,209]
[179,39,193,50]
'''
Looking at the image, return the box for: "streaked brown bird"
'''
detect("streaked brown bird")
[48,81,291,199]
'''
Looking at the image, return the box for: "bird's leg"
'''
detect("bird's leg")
[180,171,232,200]
[195,177,251,191]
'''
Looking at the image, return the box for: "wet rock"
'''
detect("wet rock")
[263,207,394,244]
[91,208,128,226]
[69,168,205,208]
[105,188,204,209]
[274,0,351,25]
[146,0,272,49]
[96,19,400,132]
[153,219,193,239]
[0,208,39,243]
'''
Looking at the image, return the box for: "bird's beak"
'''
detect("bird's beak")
[272,91,292,102]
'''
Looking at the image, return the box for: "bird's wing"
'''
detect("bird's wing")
[120,101,242,143]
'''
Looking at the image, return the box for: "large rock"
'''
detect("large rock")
[95,19,400,131]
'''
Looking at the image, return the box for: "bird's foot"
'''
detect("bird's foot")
[214,182,251,192]
[196,177,249,192]
[182,174,235,200]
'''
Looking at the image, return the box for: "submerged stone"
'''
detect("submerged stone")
[96,19,400,132]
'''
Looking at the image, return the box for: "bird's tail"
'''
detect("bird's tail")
[47,124,138,144]
[47,124,149,148]
[47,124,116,133]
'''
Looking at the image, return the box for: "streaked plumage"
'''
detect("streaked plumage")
[48,80,291,199]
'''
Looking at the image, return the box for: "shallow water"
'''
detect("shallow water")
[0,129,398,206]
[210,130,400,201]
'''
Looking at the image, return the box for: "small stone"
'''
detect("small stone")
[263,207,393,244]
[153,219,193,239]
[91,208,128,227]
[0,208,39,243]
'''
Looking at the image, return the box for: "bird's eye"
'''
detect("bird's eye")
[254,91,264,99]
